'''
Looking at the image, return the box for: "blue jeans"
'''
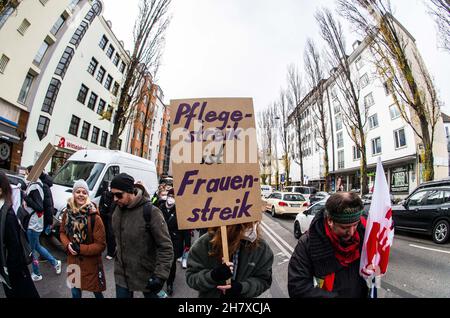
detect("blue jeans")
[71,288,104,299]
[115,284,157,298]
[27,229,57,275]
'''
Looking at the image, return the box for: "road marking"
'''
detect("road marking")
[260,221,295,253]
[409,244,450,254]
[260,225,292,258]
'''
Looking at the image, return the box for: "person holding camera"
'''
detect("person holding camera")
[60,179,106,298]
[110,173,173,298]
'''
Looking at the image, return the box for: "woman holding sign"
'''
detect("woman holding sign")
[186,222,273,298]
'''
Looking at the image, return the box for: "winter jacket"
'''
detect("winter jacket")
[158,203,187,259]
[186,233,274,298]
[288,210,368,298]
[24,181,44,233]
[99,190,115,217]
[60,199,106,293]
[112,188,174,292]
[0,200,39,298]
[39,173,54,229]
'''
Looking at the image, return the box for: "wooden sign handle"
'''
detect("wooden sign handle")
[220,225,232,285]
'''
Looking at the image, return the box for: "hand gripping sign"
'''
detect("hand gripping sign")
[170,98,262,276]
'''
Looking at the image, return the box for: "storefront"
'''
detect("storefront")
[0,120,21,171]
[50,135,87,174]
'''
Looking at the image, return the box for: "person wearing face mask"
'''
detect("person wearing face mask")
[288,192,368,298]
[60,179,107,298]
[186,222,274,298]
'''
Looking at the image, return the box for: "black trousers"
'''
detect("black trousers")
[101,214,116,257]
[2,268,40,298]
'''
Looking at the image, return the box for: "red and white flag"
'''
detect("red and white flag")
[360,157,394,284]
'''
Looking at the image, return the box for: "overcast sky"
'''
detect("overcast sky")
[102,0,450,115]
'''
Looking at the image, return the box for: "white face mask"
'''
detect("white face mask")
[244,223,258,243]
[166,197,175,207]
[160,195,168,201]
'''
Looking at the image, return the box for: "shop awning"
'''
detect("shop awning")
[0,123,20,143]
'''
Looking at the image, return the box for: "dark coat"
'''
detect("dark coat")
[288,210,368,298]
[39,173,54,229]
[112,189,174,292]
[158,203,189,259]
[60,200,106,293]
[0,203,39,298]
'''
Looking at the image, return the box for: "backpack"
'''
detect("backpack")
[143,201,153,233]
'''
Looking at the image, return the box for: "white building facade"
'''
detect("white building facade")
[14,0,130,173]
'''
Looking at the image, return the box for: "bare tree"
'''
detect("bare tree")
[109,0,171,150]
[304,38,331,191]
[426,0,450,53]
[316,8,369,194]
[257,109,272,185]
[338,0,442,181]
[286,64,305,185]
[275,89,292,187]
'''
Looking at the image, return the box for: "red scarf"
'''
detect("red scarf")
[324,221,360,268]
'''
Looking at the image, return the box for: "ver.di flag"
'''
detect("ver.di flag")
[360,157,394,296]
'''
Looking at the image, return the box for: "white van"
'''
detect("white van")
[51,150,158,215]
[260,185,273,198]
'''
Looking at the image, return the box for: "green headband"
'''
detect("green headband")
[327,207,363,224]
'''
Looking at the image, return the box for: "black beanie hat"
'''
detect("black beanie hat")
[110,173,135,193]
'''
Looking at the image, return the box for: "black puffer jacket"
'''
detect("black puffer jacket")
[288,210,368,298]
[39,173,54,229]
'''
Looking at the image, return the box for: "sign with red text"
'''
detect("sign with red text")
[170,98,262,230]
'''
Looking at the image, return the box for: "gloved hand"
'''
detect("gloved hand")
[71,241,80,254]
[210,263,233,282]
[220,281,243,298]
[146,276,164,293]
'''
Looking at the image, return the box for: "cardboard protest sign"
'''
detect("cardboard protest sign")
[170,98,262,230]
[26,143,56,182]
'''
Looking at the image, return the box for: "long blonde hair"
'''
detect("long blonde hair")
[208,222,260,259]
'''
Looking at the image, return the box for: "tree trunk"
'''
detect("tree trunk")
[360,143,369,195]
[419,116,435,181]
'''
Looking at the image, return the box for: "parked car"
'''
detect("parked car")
[362,193,395,205]
[260,185,273,198]
[283,186,317,202]
[392,186,450,244]
[1,169,27,191]
[398,178,450,205]
[293,200,326,239]
[264,192,309,217]
[309,191,330,204]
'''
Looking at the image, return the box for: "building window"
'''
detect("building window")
[0,54,10,73]
[394,128,407,149]
[17,19,31,35]
[353,145,361,160]
[69,115,80,136]
[107,105,113,121]
[41,78,61,115]
[337,131,344,149]
[112,82,120,96]
[371,137,382,155]
[97,99,106,115]
[364,92,375,108]
[335,114,343,131]
[333,99,341,114]
[106,44,115,59]
[54,46,75,79]
[67,0,81,11]
[369,114,379,129]
[50,14,66,36]
[118,139,122,150]
[355,56,364,70]
[36,116,50,140]
[100,131,108,147]
[96,66,106,83]
[91,126,100,144]
[33,40,51,66]
[383,82,391,95]
[69,20,88,47]
[18,72,34,104]
[330,86,337,99]
[87,92,98,110]
[104,74,113,90]
[338,150,344,169]
[99,35,108,50]
[80,121,91,140]
[77,84,89,104]
[87,57,98,75]
[120,61,126,73]
[390,104,401,120]
[360,73,369,89]
[113,54,120,66]
[84,7,97,23]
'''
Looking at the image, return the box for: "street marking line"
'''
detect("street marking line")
[260,221,295,253]
[260,225,292,259]
[409,244,450,254]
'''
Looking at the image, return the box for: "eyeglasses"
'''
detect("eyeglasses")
[111,191,124,199]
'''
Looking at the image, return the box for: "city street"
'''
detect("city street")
[2,212,449,298]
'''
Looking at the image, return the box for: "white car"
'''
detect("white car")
[284,185,317,202]
[293,200,326,239]
[264,192,309,217]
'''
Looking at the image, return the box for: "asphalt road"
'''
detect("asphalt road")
[1,213,449,298]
